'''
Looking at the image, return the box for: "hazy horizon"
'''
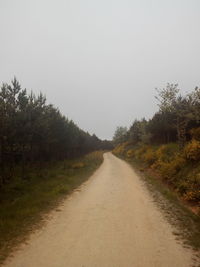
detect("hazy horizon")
[1,0,200,140]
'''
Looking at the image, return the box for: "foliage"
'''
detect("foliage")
[112,142,130,156]
[184,139,200,161]
[180,172,200,202]
[190,127,200,141]
[183,190,200,202]
[143,147,157,165]
[114,84,200,147]
[112,83,200,207]
[0,78,113,186]
[155,83,179,113]
[133,145,146,160]
[126,149,135,158]
[155,155,186,181]
[113,126,128,145]
[155,144,179,162]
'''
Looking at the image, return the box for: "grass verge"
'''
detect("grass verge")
[0,151,104,264]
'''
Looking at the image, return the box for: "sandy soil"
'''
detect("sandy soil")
[4,153,195,267]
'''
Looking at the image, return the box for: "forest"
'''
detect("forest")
[0,78,112,186]
[113,84,200,205]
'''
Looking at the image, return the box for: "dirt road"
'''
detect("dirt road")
[4,153,194,267]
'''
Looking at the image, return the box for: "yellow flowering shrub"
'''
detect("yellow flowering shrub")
[155,144,178,162]
[126,149,135,158]
[113,142,132,156]
[134,145,148,160]
[158,155,186,180]
[155,145,167,160]
[181,172,200,202]
[149,147,185,181]
[112,144,124,156]
[143,148,157,165]
[151,159,162,170]
[184,139,200,161]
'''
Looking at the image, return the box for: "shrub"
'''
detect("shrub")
[184,139,200,161]
[152,154,185,181]
[177,180,190,195]
[112,144,124,155]
[183,190,200,203]
[159,161,175,180]
[155,144,178,162]
[143,148,157,165]
[151,159,162,170]
[134,145,148,160]
[190,127,200,141]
[113,142,132,157]
[176,171,200,203]
[126,149,135,158]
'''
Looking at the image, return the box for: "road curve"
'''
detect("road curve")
[4,152,194,267]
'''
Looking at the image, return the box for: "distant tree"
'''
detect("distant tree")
[155,83,190,148]
[155,83,179,113]
[129,119,151,144]
[147,111,177,144]
[116,83,200,148]
[113,126,128,144]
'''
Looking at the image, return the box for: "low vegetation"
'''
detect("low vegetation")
[0,151,104,263]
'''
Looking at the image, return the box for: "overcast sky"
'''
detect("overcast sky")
[0,0,200,140]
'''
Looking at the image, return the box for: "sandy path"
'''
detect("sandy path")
[4,152,194,267]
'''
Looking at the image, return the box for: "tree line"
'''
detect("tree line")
[113,83,200,147]
[0,78,112,185]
